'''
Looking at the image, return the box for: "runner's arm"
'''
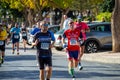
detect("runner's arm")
[62,32,68,48]
[32,33,38,46]
[85,23,90,32]
[79,32,84,45]
[62,33,66,44]
[49,31,55,48]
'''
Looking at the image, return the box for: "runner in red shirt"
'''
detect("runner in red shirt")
[63,19,83,80]
[74,18,90,70]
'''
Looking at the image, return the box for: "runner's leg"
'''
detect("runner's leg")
[1,51,5,63]
[38,57,45,80]
[12,43,15,54]
[67,51,75,77]
[40,69,45,80]
[16,42,19,55]
[46,66,52,80]
[68,59,74,76]
[24,39,27,52]
[78,46,85,70]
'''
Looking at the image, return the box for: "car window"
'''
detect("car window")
[55,29,65,34]
[90,24,111,32]
[48,26,60,33]
[96,26,104,31]
[104,25,111,32]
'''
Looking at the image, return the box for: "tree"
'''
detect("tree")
[48,0,73,29]
[1,0,51,27]
[71,0,104,16]
[0,1,9,19]
[100,0,115,12]
[111,0,120,52]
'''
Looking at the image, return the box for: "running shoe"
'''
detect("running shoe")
[17,52,19,55]
[37,63,39,66]
[31,46,34,49]
[12,51,14,54]
[78,62,83,70]
[1,58,4,64]
[72,76,76,80]
[79,66,83,70]
[24,48,26,52]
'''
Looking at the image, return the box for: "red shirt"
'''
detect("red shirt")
[63,29,82,51]
[74,22,89,40]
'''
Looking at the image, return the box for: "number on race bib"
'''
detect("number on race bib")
[41,43,50,50]
[14,35,19,39]
[23,33,27,36]
[70,39,77,45]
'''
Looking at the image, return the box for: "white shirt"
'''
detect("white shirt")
[63,18,71,30]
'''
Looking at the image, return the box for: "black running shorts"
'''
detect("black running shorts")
[0,40,5,52]
[37,57,52,69]
[22,36,27,40]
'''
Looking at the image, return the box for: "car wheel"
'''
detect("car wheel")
[55,47,63,51]
[85,41,99,53]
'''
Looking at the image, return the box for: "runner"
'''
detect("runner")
[74,17,90,70]
[63,15,71,30]
[30,21,41,49]
[21,23,28,52]
[0,23,7,65]
[62,19,83,80]
[32,22,55,80]
[10,23,21,55]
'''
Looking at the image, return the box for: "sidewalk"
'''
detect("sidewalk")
[57,49,120,64]
[82,51,120,64]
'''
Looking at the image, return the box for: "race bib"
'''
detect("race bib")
[22,33,27,37]
[0,41,4,46]
[14,35,19,39]
[70,39,77,45]
[41,43,50,50]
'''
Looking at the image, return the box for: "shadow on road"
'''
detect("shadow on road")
[5,55,36,62]
[0,70,39,79]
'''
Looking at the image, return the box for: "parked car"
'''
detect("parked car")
[54,29,65,51]
[54,22,112,53]
[48,25,60,33]
[85,22,111,53]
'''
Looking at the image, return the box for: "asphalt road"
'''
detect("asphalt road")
[0,46,120,80]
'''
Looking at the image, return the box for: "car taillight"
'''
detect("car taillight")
[57,35,62,40]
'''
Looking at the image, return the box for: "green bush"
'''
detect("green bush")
[96,12,112,22]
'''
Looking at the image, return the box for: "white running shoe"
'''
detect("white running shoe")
[79,66,83,70]
[72,76,76,80]
[37,63,39,66]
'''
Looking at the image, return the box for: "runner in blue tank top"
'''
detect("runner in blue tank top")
[10,23,21,55]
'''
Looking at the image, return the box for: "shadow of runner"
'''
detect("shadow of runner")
[4,55,36,62]
[0,70,39,79]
